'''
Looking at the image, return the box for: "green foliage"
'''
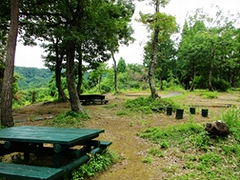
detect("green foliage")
[71,151,118,179]
[117,57,126,73]
[124,96,177,114]
[221,106,240,141]
[142,155,152,164]
[200,91,218,99]
[140,107,240,179]
[212,78,231,92]
[14,66,52,90]
[13,88,53,107]
[46,111,88,128]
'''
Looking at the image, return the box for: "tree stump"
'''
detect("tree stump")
[205,120,229,136]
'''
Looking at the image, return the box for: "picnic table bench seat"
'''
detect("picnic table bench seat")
[0,162,63,180]
[0,141,112,180]
[79,94,108,105]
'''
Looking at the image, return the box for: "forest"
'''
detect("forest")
[0,0,240,126]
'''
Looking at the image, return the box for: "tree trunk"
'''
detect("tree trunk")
[77,49,83,97]
[159,71,163,90]
[208,47,214,91]
[149,0,160,99]
[1,0,19,127]
[66,41,86,114]
[189,63,195,91]
[98,74,101,93]
[55,39,68,102]
[111,51,118,93]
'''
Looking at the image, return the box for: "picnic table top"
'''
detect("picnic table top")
[0,126,104,146]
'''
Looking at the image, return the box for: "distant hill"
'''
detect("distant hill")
[14,66,53,90]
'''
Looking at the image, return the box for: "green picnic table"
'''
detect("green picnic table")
[0,126,112,180]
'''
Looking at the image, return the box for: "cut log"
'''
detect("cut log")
[205,120,229,136]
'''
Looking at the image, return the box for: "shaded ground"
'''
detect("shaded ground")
[13,92,240,180]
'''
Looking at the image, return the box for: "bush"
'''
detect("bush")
[124,96,176,114]
[71,151,118,179]
[212,79,231,92]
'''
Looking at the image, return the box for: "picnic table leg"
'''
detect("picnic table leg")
[24,152,30,161]
[53,153,62,168]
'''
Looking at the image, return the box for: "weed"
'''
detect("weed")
[72,151,118,179]
[46,111,88,128]
[142,155,152,163]
[129,121,133,127]
[148,146,162,157]
[160,141,169,149]
[200,91,218,99]
[124,96,178,114]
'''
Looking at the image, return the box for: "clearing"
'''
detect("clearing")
[13,91,240,179]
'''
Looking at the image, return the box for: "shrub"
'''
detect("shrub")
[212,79,231,92]
[71,151,118,179]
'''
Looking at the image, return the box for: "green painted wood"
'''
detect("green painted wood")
[100,141,112,148]
[0,141,112,180]
[0,162,63,180]
[0,126,104,145]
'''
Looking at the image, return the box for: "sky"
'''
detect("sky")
[15,0,240,68]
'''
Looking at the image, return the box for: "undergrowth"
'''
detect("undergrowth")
[139,107,240,179]
[46,111,89,128]
[71,150,118,180]
[123,96,179,114]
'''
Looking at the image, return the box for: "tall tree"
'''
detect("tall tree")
[1,0,19,126]
[19,0,134,113]
[139,0,176,98]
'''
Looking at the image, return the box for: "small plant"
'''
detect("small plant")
[124,96,178,114]
[72,151,118,179]
[129,121,133,127]
[46,111,89,128]
[200,91,218,99]
[160,140,169,149]
[142,155,152,164]
[148,146,163,157]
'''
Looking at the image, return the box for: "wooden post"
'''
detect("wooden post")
[175,109,184,119]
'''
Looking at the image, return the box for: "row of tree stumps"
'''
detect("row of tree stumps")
[166,107,209,119]
[166,107,229,137]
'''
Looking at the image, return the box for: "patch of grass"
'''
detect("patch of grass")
[142,155,152,163]
[200,91,218,99]
[139,107,240,179]
[103,103,118,109]
[124,96,179,114]
[71,151,118,180]
[148,146,164,157]
[46,111,88,128]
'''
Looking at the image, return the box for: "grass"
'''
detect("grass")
[123,96,180,114]
[139,107,240,179]
[45,110,89,128]
[71,150,119,180]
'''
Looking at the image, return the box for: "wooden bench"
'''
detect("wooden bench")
[0,162,64,180]
[0,141,112,180]
[79,94,108,105]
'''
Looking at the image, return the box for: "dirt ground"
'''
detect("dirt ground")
[12,92,240,180]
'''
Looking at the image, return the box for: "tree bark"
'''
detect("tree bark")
[111,51,118,94]
[149,0,160,99]
[55,38,68,102]
[189,63,195,91]
[159,71,163,90]
[66,41,86,114]
[77,49,83,97]
[98,74,101,93]
[208,46,214,91]
[1,0,19,127]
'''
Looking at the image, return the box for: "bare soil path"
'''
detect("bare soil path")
[13,92,240,180]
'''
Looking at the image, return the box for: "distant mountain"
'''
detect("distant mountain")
[14,66,53,90]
